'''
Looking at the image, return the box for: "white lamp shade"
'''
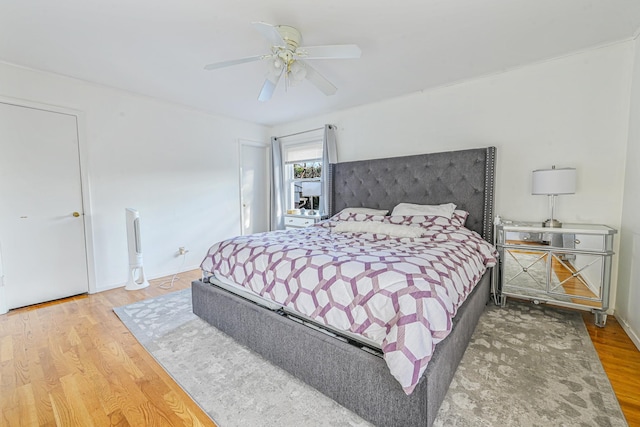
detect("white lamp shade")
[301,181,322,196]
[532,168,576,195]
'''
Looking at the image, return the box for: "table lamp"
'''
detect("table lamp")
[532,166,576,228]
[301,181,322,215]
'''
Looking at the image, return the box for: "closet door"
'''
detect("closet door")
[239,140,270,235]
[0,102,88,310]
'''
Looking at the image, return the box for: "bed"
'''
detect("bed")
[192,146,497,427]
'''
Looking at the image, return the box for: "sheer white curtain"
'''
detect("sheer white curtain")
[270,136,284,230]
[321,124,337,216]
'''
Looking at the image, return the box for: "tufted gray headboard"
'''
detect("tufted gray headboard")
[330,147,496,242]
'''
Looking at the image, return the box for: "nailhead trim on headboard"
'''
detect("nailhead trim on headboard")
[483,146,496,243]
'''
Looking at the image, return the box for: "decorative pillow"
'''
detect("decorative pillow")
[328,211,386,223]
[385,215,441,228]
[391,202,457,219]
[384,213,468,230]
[452,210,469,226]
[333,221,425,238]
[337,207,389,216]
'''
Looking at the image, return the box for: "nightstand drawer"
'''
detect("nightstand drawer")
[285,216,316,228]
[507,231,548,243]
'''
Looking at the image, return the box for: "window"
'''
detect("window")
[283,140,323,214]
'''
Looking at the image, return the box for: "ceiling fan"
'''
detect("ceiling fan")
[204,22,361,102]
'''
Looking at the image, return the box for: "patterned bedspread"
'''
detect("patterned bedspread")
[200,212,497,394]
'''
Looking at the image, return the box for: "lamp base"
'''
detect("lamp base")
[542,218,562,228]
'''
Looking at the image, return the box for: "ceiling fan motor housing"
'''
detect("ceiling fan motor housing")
[276,25,302,52]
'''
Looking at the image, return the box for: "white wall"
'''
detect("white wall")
[0,62,268,291]
[617,35,640,349]
[272,41,634,313]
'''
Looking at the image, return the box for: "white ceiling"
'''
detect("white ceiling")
[1,0,640,126]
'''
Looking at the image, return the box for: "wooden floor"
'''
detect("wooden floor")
[1,271,639,426]
[584,313,640,426]
[0,270,216,427]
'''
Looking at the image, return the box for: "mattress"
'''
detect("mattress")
[201,211,497,394]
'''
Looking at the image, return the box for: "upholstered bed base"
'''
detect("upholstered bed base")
[192,271,490,427]
[192,146,496,426]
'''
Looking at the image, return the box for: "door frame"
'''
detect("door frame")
[0,95,97,294]
[238,139,270,236]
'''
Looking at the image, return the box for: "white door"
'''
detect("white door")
[0,102,88,309]
[239,141,270,235]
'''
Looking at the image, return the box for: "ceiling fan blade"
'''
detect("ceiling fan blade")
[302,62,337,96]
[204,55,264,70]
[252,21,286,47]
[258,70,283,102]
[297,44,361,59]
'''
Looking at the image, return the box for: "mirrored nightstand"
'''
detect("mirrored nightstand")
[495,220,616,327]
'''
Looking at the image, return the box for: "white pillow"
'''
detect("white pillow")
[333,221,425,238]
[338,207,389,216]
[391,202,457,219]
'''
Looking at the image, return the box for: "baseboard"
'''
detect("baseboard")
[617,314,640,351]
[93,281,127,294]
[150,264,201,281]
[93,265,201,294]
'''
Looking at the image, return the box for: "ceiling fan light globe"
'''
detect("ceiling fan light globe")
[290,61,307,81]
[267,60,283,80]
[296,68,307,80]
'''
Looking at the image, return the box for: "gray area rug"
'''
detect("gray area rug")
[114,289,627,427]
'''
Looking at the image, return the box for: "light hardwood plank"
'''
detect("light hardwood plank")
[16,383,39,426]
[0,271,215,427]
[583,314,640,426]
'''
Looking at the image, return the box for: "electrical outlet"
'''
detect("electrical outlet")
[177,247,188,256]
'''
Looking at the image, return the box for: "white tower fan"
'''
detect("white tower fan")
[125,208,150,290]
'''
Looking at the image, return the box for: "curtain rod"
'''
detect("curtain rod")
[276,126,325,139]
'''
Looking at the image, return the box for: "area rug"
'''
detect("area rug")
[114,289,627,427]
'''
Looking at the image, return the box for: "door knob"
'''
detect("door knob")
[73,212,80,217]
